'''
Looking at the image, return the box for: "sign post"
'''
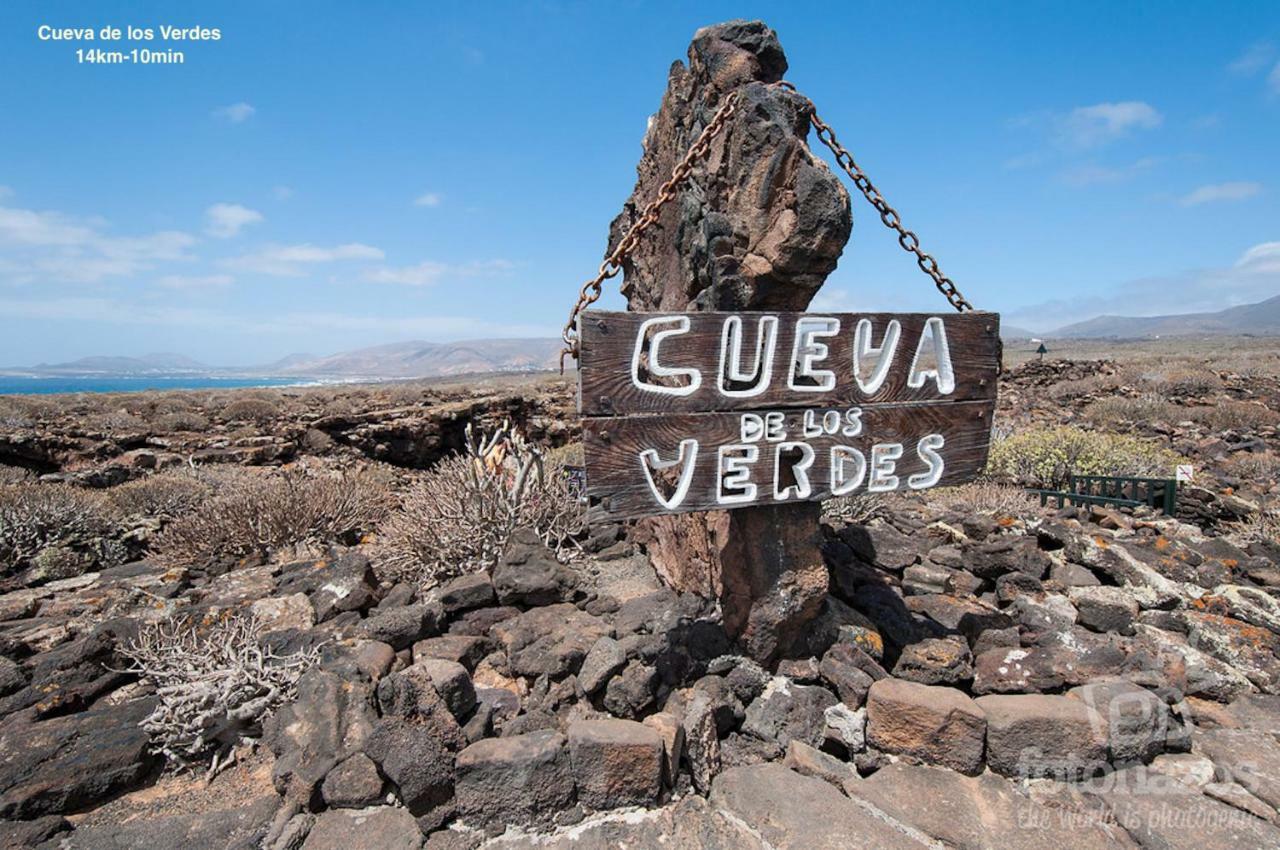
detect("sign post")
[579,310,1001,523]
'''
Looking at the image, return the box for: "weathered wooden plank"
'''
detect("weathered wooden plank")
[578,310,1000,416]
[583,399,994,522]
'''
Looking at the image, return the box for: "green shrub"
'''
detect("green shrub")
[986,426,1182,490]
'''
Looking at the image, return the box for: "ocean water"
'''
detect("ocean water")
[0,375,306,396]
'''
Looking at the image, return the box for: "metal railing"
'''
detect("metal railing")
[1027,475,1178,514]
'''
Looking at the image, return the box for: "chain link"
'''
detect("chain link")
[781,82,973,313]
[559,91,741,371]
[559,81,973,370]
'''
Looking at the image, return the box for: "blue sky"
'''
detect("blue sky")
[1,1,1278,365]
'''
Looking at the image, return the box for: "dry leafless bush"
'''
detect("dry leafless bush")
[1225,509,1280,547]
[109,471,216,521]
[1220,451,1280,483]
[154,467,392,570]
[0,482,125,579]
[85,410,149,433]
[0,466,32,485]
[1187,400,1279,431]
[924,480,1040,519]
[376,421,586,591]
[119,613,321,777]
[153,411,211,433]
[1151,368,1222,396]
[821,493,886,524]
[1046,374,1123,402]
[221,398,278,424]
[1084,395,1179,427]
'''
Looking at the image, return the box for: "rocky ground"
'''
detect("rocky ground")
[2,350,1280,849]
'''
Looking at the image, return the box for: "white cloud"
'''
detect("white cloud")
[0,206,99,246]
[213,102,255,123]
[1060,157,1161,186]
[1236,241,1280,274]
[156,274,234,289]
[809,287,864,312]
[1053,102,1162,150]
[365,261,447,286]
[0,204,196,283]
[413,192,444,208]
[363,259,514,287]
[271,186,293,201]
[1230,42,1275,75]
[224,242,384,276]
[1006,240,1280,331]
[205,203,264,238]
[0,295,556,339]
[1178,181,1263,206]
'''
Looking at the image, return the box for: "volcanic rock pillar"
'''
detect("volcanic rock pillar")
[609,20,852,664]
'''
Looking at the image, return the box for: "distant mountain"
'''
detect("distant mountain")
[268,339,563,378]
[25,352,211,375]
[2,339,563,379]
[1050,294,1280,339]
[1000,325,1038,340]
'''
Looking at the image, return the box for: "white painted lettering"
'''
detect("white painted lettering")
[788,317,840,392]
[773,441,816,500]
[639,439,699,509]
[717,444,759,504]
[830,446,868,495]
[867,442,904,492]
[908,434,946,489]
[907,317,956,395]
[718,315,778,398]
[631,316,701,397]
[853,318,901,394]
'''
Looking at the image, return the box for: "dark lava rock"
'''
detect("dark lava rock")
[603,660,658,718]
[278,550,378,622]
[321,752,385,809]
[578,636,627,695]
[742,679,837,749]
[891,636,974,686]
[436,573,497,614]
[360,603,443,651]
[568,718,663,810]
[412,635,488,672]
[299,805,423,850]
[0,698,158,819]
[454,730,574,827]
[364,717,456,832]
[491,528,572,608]
[491,603,611,679]
[265,669,378,798]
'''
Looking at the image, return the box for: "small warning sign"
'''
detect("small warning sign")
[1176,464,1194,483]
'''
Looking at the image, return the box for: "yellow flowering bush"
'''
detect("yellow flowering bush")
[986,426,1182,490]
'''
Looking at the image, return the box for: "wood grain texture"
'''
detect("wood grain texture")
[578,310,1000,416]
[584,399,994,522]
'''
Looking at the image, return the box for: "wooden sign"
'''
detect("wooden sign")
[578,310,1000,522]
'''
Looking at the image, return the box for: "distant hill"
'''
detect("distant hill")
[1051,294,1280,339]
[26,352,210,375]
[1000,325,1038,340]
[269,339,563,378]
[3,339,563,379]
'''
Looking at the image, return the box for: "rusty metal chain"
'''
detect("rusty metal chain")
[780,81,973,314]
[559,91,741,371]
[560,81,972,371]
